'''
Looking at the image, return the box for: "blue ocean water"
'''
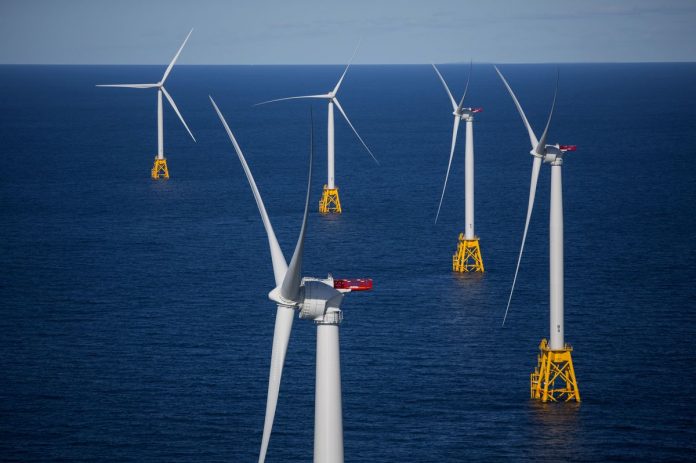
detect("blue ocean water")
[1,63,695,462]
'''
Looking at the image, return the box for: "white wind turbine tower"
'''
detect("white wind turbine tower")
[495,66,580,403]
[210,97,373,462]
[432,63,485,273]
[255,44,378,214]
[97,29,196,180]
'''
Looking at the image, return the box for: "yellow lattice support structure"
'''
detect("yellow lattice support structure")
[151,158,169,180]
[530,338,580,403]
[319,185,341,214]
[452,234,484,272]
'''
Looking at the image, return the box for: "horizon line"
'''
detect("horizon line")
[1,60,694,66]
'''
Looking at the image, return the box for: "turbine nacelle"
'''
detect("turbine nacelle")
[454,107,483,119]
[272,275,373,321]
[267,276,347,320]
[543,149,563,164]
[299,277,346,321]
[455,106,482,115]
[538,144,577,164]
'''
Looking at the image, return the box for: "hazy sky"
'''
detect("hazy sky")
[1,0,694,64]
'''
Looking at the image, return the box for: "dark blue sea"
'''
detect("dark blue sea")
[1,63,695,462]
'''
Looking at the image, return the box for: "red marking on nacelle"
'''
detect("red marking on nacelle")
[334,278,373,291]
[560,145,577,152]
[472,108,483,113]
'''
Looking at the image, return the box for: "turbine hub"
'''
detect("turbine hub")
[268,287,299,308]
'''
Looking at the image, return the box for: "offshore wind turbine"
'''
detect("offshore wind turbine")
[496,66,580,403]
[97,29,196,179]
[210,97,373,462]
[255,44,378,214]
[432,63,485,272]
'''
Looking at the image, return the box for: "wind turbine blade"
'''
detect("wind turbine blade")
[332,39,361,95]
[457,61,472,111]
[333,98,379,165]
[280,109,314,302]
[435,116,460,223]
[535,71,559,154]
[210,96,288,286]
[254,94,329,107]
[432,64,457,111]
[494,66,539,149]
[161,28,193,84]
[96,84,158,88]
[502,156,542,326]
[162,87,196,142]
[258,304,295,463]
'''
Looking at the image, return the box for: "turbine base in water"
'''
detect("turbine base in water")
[452,234,484,272]
[151,158,169,180]
[530,338,580,403]
[319,185,341,214]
